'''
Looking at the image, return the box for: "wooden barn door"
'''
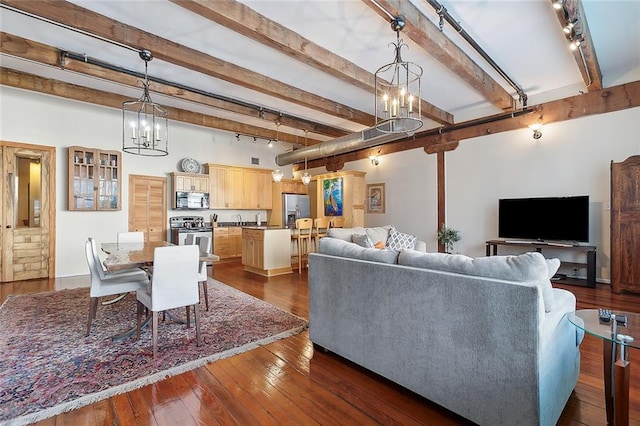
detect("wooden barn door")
[1,142,56,282]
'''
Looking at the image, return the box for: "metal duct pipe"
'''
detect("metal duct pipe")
[275,127,403,166]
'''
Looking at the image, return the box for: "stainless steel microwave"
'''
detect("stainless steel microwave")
[175,191,209,210]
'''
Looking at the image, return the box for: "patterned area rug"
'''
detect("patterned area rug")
[0,279,307,425]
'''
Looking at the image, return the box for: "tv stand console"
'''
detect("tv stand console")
[485,240,596,288]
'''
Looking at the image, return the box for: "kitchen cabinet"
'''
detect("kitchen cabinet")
[213,226,242,258]
[129,174,167,242]
[213,227,229,258]
[229,226,243,257]
[308,171,366,228]
[68,146,121,211]
[205,163,273,209]
[171,172,209,193]
[242,228,292,276]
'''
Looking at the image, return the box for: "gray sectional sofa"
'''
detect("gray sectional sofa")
[308,236,582,426]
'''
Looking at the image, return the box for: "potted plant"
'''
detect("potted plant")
[437,224,461,253]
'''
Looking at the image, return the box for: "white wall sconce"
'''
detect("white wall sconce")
[529,123,543,140]
[369,155,380,166]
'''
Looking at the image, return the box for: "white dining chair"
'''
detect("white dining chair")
[117,231,145,243]
[184,234,212,310]
[196,235,212,311]
[136,245,201,359]
[85,239,150,336]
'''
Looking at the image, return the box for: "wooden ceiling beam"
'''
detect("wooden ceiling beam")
[170,0,454,125]
[301,80,640,169]
[364,0,515,111]
[0,31,344,139]
[552,0,603,90]
[0,67,324,144]
[1,0,375,128]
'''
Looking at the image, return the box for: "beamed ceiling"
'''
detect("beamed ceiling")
[1,0,639,168]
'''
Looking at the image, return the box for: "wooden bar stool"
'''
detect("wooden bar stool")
[294,218,313,274]
[313,217,330,251]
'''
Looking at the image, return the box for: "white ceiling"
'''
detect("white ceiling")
[1,0,639,143]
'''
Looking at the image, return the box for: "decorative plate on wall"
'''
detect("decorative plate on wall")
[181,158,201,173]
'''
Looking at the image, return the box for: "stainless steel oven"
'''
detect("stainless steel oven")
[169,216,213,248]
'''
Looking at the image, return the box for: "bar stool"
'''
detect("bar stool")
[294,218,313,274]
[329,217,345,228]
[313,217,330,251]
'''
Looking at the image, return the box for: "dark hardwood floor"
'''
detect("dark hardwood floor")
[2,260,639,425]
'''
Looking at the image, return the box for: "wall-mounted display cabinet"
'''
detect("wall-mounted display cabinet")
[68,146,121,211]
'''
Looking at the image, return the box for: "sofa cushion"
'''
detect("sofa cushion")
[386,228,417,251]
[365,225,393,246]
[319,237,398,264]
[543,259,561,312]
[398,251,556,311]
[327,227,366,242]
[352,233,374,248]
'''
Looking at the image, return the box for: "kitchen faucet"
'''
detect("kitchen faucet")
[236,213,242,226]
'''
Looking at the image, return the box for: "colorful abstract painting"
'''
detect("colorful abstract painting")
[323,177,343,216]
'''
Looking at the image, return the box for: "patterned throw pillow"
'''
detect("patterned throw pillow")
[386,228,416,251]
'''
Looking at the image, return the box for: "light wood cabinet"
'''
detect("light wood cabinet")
[242,229,264,270]
[205,163,273,209]
[213,227,229,258]
[128,174,167,242]
[308,171,366,228]
[171,172,209,193]
[68,146,121,211]
[229,226,243,257]
[242,228,292,276]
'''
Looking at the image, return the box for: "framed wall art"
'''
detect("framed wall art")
[367,183,385,214]
[323,177,343,216]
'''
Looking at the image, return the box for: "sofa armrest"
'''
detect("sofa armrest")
[414,240,427,252]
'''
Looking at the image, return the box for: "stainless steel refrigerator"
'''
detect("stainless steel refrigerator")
[283,193,311,228]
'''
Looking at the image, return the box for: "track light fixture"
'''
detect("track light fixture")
[552,0,564,10]
[529,123,543,140]
[563,19,578,34]
[570,35,585,51]
[369,155,380,166]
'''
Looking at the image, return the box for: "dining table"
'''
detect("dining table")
[102,240,219,272]
[100,240,219,340]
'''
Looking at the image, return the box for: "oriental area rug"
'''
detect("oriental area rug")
[0,279,307,426]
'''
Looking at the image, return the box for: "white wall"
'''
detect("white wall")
[352,107,639,282]
[2,86,638,281]
[0,87,292,277]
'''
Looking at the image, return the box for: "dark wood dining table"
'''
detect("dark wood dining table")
[102,241,219,272]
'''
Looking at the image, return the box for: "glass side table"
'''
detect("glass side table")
[567,309,639,426]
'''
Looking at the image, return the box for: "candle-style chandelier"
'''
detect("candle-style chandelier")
[122,50,169,156]
[374,16,423,136]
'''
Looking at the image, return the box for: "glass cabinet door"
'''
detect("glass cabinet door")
[68,146,121,211]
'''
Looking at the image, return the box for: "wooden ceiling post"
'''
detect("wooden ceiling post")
[437,150,446,253]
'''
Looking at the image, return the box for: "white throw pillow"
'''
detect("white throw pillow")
[541,258,561,312]
[386,228,417,251]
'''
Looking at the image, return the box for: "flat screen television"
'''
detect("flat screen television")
[498,196,589,242]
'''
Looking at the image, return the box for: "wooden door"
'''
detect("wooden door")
[611,156,640,293]
[129,175,167,242]
[1,142,55,282]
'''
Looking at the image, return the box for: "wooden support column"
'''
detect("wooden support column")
[437,151,445,253]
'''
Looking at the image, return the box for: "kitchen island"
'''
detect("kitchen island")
[242,227,292,276]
